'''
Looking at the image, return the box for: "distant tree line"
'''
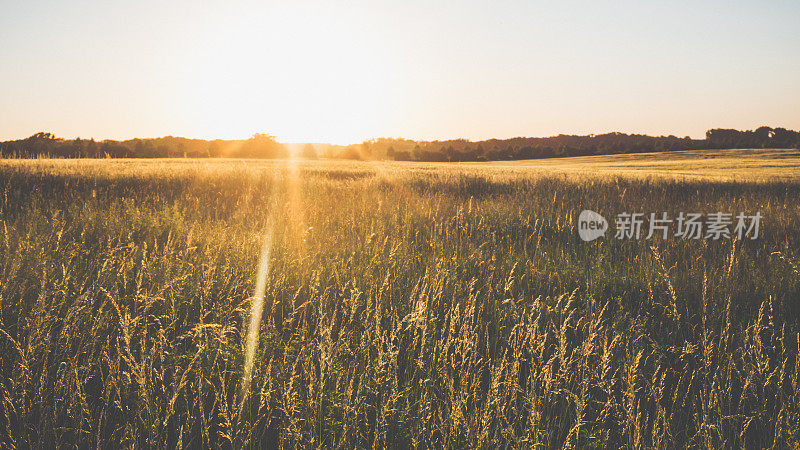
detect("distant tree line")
[2,126,798,161]
[340,127,800,162]
[0,133,288,159]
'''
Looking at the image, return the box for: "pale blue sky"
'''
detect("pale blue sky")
[1,0,798,143]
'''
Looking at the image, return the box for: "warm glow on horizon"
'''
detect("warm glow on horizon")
[1,0,799,144]
[178,2,400,145]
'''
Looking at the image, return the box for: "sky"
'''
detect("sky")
[1,0,799,144]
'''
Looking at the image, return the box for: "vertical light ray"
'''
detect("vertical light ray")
[239,159,305,411]
[240,219,274,407]
[285,154,307,255]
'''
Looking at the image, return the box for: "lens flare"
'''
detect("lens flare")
[240,221,274,406]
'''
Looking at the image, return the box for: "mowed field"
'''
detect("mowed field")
[0,149,799,448]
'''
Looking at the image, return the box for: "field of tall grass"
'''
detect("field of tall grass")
[0,156,798,448]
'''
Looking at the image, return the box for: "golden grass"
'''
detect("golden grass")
[0,155,798,447]
[480,148,800,181]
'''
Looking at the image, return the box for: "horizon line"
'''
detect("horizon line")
[6,125,794,146]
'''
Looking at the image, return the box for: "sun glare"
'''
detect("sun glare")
[179,4,398,144]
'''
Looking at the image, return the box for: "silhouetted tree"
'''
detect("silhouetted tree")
[2,127,797,160]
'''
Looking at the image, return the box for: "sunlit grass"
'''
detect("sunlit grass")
[480,148,800,181]
[0,155,798,447]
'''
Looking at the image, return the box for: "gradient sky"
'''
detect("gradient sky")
[1,0,799,144]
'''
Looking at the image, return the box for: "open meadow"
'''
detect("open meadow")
[0,149,799,448]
